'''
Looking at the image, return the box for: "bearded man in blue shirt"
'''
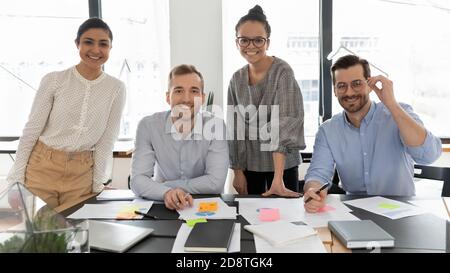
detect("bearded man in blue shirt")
[304,55,442,213]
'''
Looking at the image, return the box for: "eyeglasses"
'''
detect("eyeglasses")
[236,36,268,48]
[335,79,367,94]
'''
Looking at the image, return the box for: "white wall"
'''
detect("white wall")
[169,0,224,108]
[96,0,226,189]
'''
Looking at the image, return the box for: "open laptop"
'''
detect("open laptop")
[89,220,153,253]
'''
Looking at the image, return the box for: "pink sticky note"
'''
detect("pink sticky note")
[317,205,336,213]
[258,208,280,222]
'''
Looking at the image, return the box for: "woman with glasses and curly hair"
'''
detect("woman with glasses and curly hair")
[227,5,305,197]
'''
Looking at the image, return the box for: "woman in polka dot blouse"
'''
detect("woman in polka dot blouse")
[7,18,126,210]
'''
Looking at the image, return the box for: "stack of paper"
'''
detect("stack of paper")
[67,201,153,219]
[172,223,241,253]
[97,190,137,201]
[244,220,317,247]
[344,196,426,219]
[244,220,327,253]
[252,233,327,253]
[177,197,237,220]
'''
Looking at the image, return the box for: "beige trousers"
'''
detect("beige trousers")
[25,141,95,210]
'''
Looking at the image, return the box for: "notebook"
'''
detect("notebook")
[184,220,235,252]
[328,220,394,249]
[89,220,153,253]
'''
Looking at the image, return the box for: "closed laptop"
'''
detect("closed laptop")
[328,220,394,249]
[89,220,153,253]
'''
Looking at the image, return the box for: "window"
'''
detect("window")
[333,0,450,137]
[0,0,88,136]
[222,0,320,137]
[102,0,170,138]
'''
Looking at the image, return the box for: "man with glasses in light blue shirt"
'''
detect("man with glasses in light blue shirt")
[130,64,228,210]
[304,55,442,213]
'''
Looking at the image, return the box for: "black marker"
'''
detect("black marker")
[134,210,159,220]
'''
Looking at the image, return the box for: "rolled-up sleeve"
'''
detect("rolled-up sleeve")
[267,70,306,154]
[305,127,335,187]
[400,104,442,164]
[130,118,171,200]
[92,83,126,193]
[227,80,247,169]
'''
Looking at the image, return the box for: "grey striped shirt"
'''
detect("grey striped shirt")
[227,56,305,172]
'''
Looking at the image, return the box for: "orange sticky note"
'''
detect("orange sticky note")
[258,208,280,222]
[116,211,138,219]
[116,205,140,219]
[198,202,218,212]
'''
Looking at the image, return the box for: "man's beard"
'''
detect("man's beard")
[339,94,369,113]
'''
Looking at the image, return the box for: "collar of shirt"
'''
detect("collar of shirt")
[164,111,204,140]
[343,101,377,129]
[72,66,106,86]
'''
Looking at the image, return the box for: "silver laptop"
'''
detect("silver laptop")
[89,220,153,253]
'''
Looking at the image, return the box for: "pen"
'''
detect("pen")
[443,198,450,218]
[134,210,159,220]
[304,183,330,204]
[176,193,191,205]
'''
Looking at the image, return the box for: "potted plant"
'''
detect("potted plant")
[0,183,88,253]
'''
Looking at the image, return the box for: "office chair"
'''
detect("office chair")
[414,164,450,197]
[329,169,346,194]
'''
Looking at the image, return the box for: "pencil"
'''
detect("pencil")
[443,197,450,219]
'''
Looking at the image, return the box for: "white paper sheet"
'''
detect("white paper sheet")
[96,190,137,201]
[177,197,236,220]
[408,199,450,220]
[236,198,305,225]
[320,194,353,212]
[67,201,153,219]
[236,196,358,227]
[344,196,426,219]
[302,211,360,228]
[171,223,241,253]
[253,233,327,253]
[244,221,317,247]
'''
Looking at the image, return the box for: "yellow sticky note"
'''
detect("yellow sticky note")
[198,202,218,212]
[378,203,401,210]
[186,218,207,227]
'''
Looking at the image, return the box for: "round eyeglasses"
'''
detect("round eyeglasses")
[335,79,368,94]
[236,36,268,48]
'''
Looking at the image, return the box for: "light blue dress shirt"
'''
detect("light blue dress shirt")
[305,101,442,196]
[130,111,229,200]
